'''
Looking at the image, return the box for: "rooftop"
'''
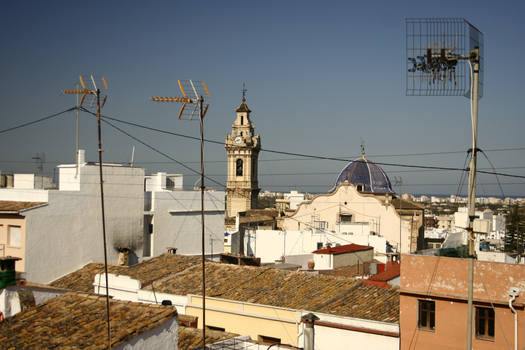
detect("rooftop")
[50,253,201,292]
[0,201,47,213]
[148,261,399,323]
[51,254,399,323]
[312,243,373,255]
[0,292,177,349]
[369,262,400,282]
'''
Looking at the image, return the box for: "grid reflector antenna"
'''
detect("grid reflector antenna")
[406,18,483,98]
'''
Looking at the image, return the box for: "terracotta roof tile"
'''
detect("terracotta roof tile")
[0,201,46,213]
[369,263,400,282]
[178,326,237,350]
[149,262,399,323]
[0,292,177,349]
[50,253,201,292]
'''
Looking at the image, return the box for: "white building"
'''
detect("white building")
[0,151,145,283]
[283,190,306,210]
[144,184,225,258]
[0,150,225,283]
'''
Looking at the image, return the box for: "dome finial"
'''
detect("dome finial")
[360,140,366,160]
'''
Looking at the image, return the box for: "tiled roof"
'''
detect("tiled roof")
[369,263,400,282]
[0,292,177,349]
[50,253,201,292]
[0,201,46,213]
[178,326,238,350]
[312,243,373,255]
[392,198,425,210]
[149,262,399,323]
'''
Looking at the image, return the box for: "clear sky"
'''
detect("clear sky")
[1,0,524,196]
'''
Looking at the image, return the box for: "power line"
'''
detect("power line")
[0,107,76,135]
[84,110,525,180]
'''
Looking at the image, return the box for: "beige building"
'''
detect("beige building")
[400,254,525,350]
[281,182,424,254]
[225,93,261,218]
[0,201,46,272]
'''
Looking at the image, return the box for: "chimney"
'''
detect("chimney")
[0,257,21,288]
[117,247,130,266]
[301,313,320,350]
[77,149,86,165]
[307,261,315,270]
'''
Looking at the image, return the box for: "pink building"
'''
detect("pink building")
[400,254,524,350]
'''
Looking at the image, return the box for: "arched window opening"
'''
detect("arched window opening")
[236,159,243,176]
[241,116,244,125]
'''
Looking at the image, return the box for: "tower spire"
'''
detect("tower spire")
[241,83,247,103]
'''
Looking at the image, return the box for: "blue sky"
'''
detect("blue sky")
[1,0,524,196]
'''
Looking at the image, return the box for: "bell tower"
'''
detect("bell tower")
[225,88,260,218]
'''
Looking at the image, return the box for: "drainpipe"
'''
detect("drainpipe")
[301,313,319,350]
[509,287,520,350]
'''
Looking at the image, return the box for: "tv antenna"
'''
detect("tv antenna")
[406,18,483,350]
[32,152,45,175]
[64,75,112,350]
[152,79,210,349]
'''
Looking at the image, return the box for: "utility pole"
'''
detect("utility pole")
[152,80,210,349]
[406,19,484,350]
[64,75,111,350]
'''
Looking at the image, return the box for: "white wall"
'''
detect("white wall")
[149,190,225,256]
[298,311,399,350]
[23,163,145,283]
[247,229,387,264]
[0,188,48,202]
[115,316,178,350]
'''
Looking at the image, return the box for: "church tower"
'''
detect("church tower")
[225,90,261,218]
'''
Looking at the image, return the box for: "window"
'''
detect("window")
[418,300,435,330]
[236,159,243,176]
[317,242,323,250]
[240,116,244,125]
[8,226,22,248]
[476,307,495,339]
[314,220,328,229]
[339,214,353,223]
[356,184,364,191]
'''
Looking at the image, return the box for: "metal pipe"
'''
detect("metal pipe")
[509,293,518,350]
[199,96,206,349]
[96,88,112,350]
[466,50,480,350]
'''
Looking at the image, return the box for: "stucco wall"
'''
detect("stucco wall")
[247,229,387,265]
[303,312,399,350]
[23,164,145,284]
[187,295,300,346]
[400,295,522,350]
[400,254,525,350]
[114,316,178,350]
[150,190,225,256]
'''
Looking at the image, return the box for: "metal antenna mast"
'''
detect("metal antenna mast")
[406,18,483,350]
[64,75,111,350]
[152,79,210,349]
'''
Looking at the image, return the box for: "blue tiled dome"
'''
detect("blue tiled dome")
[332,156,393,193]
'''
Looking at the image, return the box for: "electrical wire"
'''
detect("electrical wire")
[0,107,76,135]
